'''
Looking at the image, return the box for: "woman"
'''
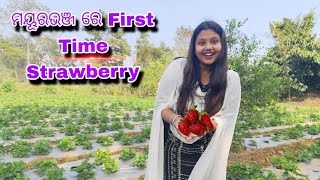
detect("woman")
[145,20,241,180]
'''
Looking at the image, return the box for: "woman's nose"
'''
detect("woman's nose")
[205,43,213,50]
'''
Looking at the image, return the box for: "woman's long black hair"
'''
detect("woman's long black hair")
[177,20,228,117]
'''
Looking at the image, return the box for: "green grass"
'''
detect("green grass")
[0,84,155,109]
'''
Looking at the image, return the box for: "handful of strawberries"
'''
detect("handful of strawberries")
[177,105,215,136]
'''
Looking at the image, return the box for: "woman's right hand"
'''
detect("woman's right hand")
[173,117,193,141]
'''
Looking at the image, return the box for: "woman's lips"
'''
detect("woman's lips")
[203,52,214,59]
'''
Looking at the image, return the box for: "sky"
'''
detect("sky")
[1,0,320,56]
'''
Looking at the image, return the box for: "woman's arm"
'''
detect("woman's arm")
[156,58,193,140]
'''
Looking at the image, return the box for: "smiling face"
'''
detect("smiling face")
[195,29,222,69]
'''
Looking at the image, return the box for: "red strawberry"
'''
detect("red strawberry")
[189,123,206,136]
[199,112,215,132]
[185,105,199,124]
[178,119,190,136]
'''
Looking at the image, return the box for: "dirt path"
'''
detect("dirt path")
[228,139,317,167]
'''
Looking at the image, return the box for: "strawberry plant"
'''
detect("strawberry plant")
[43,167,67,180]
[0,127,14,140]
[112,130,124,141]
[119,148,136,161]
[248,140,257,146]
[96,136,113,146]
[73,132,93,149]
[271,154,301,178]
[58,106,68,114]
[122,113,130,121]
[11,141,32,158]
[0,143,6,155]
[81,141,93,150]
[76,118,86,125]
[309,113,320,122]
[271,134,281,142]
[94,149,111,165]
[97,123,110,133]
[74,134,90,145]
[19,126,36,139]
[70,111,78,118]
[131,153,148,169]
[142,145,149,155]
[110,116,121,123]
[64,123,80,136]
[41,128,55,137]
[30,117,40,126]
[295,149,314,162]
[309,141,320,158]
[99,113,110,123]
[0,161,29,180]
[282,125,304,140]
[70,158,95,180]
[132,133,146,143]
[110,121,123,131]
[33,139,53,155]
[64,118,73,124]
[88,113,99,124]
[226,162,277,180]
[33,160,66,180]
[123,122,134,130]
[140,125,151,138]
[102,157,119,174]
[33,160,58,176]
[305,124,320,135]
[82,125,95,134]
[57,137,76,151]
[51,119,64,127]
[120,135,134,146]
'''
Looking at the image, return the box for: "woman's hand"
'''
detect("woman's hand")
[173,116,194,141]
[210,116,218,130]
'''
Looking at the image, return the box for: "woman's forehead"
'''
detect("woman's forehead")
[196,29,220,39]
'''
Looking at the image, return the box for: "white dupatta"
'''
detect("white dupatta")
[145,58,241,180]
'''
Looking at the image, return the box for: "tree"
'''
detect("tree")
[138,42,174,96]
[0,0,49,28]
[108,30,131,56]
[135,33,167,68]
[0,37,27,81]
[267,11,320,97]
[107,29,131,66]
[135,33,152,68]
[83,10,109,42]
[0,0,68,82]
[225,19,285,151]
[173,26,193,57]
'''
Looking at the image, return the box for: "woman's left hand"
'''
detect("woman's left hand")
[189,133,198,139]
[210,116,218,130]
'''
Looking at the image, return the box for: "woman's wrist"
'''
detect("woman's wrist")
[169,114,176,124]
[172,115,182,127]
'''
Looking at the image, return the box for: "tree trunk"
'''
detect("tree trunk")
[288,77,291,102]
[15,64,18,81]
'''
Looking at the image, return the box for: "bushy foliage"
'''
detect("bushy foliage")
[1,78,17,92]
[225,19,285,152]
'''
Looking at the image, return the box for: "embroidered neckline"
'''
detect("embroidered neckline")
[199,81,209,92]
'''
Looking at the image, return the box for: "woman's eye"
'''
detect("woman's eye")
[198,42,205,46]
[212,40,217,44]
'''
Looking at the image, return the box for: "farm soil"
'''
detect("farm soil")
[228,139,316,167]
